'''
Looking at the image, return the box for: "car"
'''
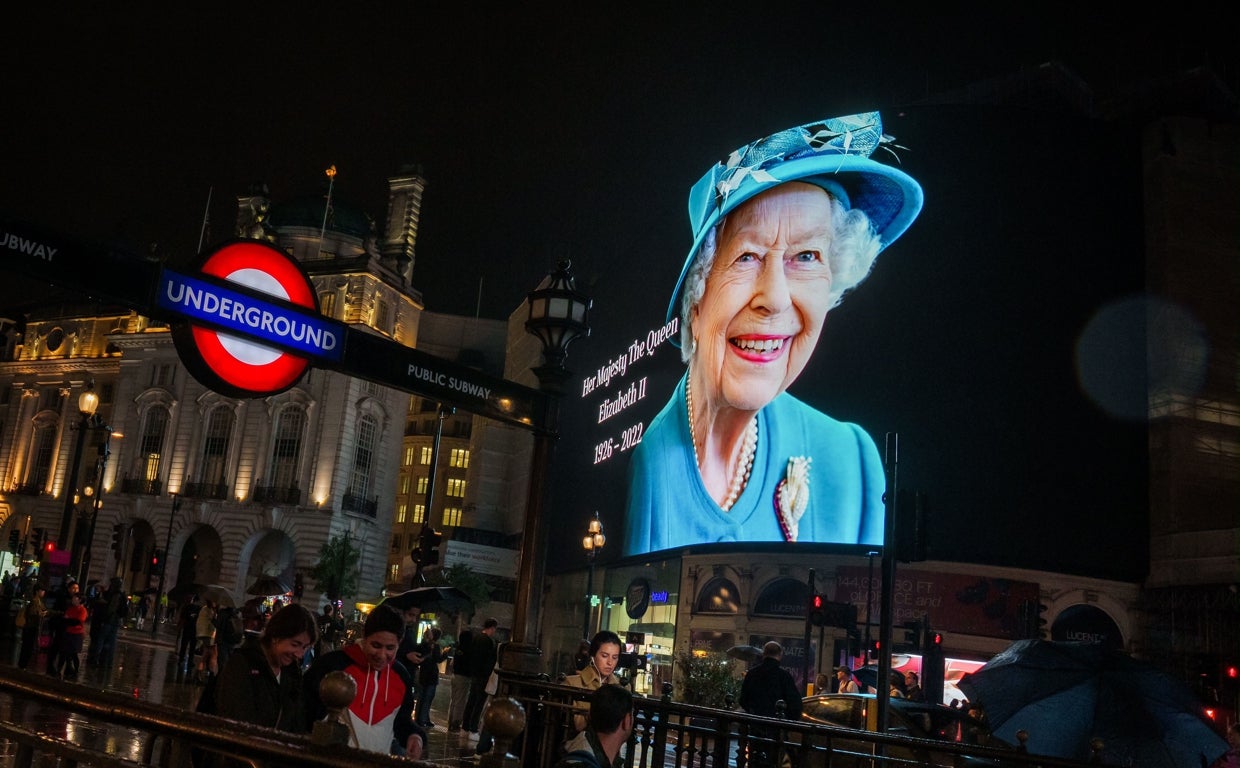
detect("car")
[796,693,1018,767]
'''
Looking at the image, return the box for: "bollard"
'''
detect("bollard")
[311,670,357,746]
[477,696,526,768]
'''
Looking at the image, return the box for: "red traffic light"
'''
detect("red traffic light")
[1226,665,1238,679]
[930,632,943,646]
[812,595,824,609]
[44,541,55,553]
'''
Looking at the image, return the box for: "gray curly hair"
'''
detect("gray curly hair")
[678,194,882,362]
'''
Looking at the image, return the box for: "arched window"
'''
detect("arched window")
[752,577,812,619]
[269,407,305,490]
[695,576,741,614]
[349,414,378,500]
[139,406,170,491]
[198,406,234,496]
[27,419,57,490]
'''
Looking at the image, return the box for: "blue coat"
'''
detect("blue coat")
[623,374,884,556]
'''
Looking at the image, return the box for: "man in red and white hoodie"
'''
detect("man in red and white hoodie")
[304,604,426,759]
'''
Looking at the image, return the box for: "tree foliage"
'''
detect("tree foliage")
[676,651,742,708]
[309,533,361,602]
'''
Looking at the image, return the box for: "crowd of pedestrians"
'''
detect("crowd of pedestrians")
[3,571,500,762]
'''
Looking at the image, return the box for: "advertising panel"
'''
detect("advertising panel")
[544,102,1147,579]
[836,566,1039,639]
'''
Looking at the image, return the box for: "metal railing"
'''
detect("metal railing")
[252,484,302,506]
[492,672,1104,768]
[180,481,230,500]
[0,666,430,768]
[0,662,1107,768]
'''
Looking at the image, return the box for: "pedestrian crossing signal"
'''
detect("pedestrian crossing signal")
[6,529,16,554]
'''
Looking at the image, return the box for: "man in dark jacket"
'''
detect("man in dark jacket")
[738,641,803,768]
[447,626,474,732]
[553,684,634,768]
[462,617,498,738]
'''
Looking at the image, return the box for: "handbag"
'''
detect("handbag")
[484,665,500,696]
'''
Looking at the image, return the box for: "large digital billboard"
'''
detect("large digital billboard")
[545,102,1148,575]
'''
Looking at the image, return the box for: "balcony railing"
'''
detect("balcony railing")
[342,491,377,517]
[120,476,162,496]
[181,481,231,500]
[12,483,44,496]
[252,484,302,506]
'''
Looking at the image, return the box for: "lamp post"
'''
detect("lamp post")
[152,493,181,637]
[75,427,120,584]
[581,511,605,640]
[510,260,591,659]
[58,382,99,553]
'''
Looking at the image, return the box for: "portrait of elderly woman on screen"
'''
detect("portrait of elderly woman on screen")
[623,112,924,557]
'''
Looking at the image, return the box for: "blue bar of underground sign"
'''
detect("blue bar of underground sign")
[157,271,344,362]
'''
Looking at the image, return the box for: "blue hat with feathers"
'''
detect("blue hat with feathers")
[667,111,923,325]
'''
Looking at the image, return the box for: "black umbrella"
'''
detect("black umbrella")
[726,645,763,663]
[958,639,1227,767]
[165,582,236,606]
[246,575,290,596]
[378,586,472,614]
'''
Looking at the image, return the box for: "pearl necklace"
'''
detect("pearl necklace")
[686,376,758,511]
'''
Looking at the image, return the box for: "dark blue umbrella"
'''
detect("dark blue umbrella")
[958,639,1227,768]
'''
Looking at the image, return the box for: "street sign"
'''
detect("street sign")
[0,221,552,431]
[163,240,344,397]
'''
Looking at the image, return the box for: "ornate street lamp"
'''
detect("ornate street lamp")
[58,381,99,553]
[582,511,605,640]
[75,427,121,583]
[509,261,591,654]
[524,260,591,395]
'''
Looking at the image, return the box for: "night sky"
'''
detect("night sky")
[2,4,1234,582]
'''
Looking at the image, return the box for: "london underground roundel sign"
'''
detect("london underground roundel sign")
[169,240,323,398]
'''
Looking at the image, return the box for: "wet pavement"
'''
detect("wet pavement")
[0,622,490,765]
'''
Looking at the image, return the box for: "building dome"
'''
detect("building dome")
[268,195,374,238]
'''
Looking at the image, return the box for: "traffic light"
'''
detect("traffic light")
[111,524,124,554]
[895,619,923,652]
[809,594,828,627]
[1017,598,1050,639]
[6,529,17,555]
[30,527,44,553]
[922,626,945,704]
[294,572,304,598]
[151,549,164,568]
[1221,661,1239,700]
[414,527,443,568]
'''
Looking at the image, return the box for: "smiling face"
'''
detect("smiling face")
[593,641,622,679]
[268,631,313,669]
[362,630,401,671]
[691,183,835,413]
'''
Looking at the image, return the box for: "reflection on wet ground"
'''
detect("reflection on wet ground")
[0,623,485,765]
